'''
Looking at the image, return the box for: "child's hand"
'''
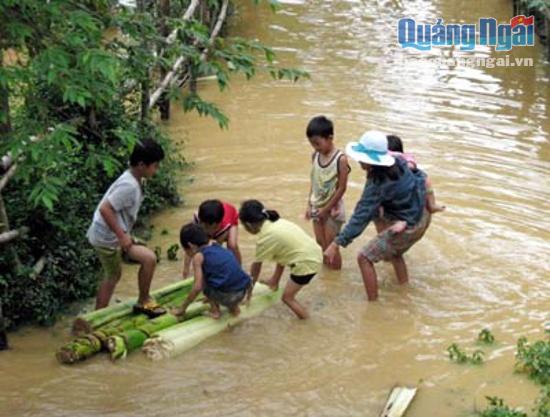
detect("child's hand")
[388,221,407,234]
[260,277,279,291]
[304,206,312,220]
[324,242,339,264]
[119,233,133,252]
[171,306,186,318]
[317,208,329,222]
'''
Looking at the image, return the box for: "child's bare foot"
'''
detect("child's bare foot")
[208,309,221,319]
[260,278,278,291]
[388,220,407,234]
[208,303,221,319]
[229,305,241,317]
[429,204,446,214]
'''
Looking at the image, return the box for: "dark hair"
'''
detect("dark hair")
[239,200,279,224]
[386,135,404,153]
[367,163,404,184]
[198,199,224,224]
[130,138,165,166]
[179,223,209,249]
[306,115,334,139]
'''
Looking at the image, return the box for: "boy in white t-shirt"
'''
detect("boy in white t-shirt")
[87,138,166,317]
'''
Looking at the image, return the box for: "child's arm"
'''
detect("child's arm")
[260,263,284,291]
[182,253,192,279]
[226,225,242,265]
[318,155,349,221]
[173,253,204,317]
[305,182,313,220]
[99,201,132,251]
[246,261,262,302]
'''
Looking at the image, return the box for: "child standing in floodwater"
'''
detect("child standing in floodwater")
[239,200,322,319]
[325,130,431,301]
[305,116,350,270]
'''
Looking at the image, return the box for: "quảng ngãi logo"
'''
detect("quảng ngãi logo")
[397,16,535,51]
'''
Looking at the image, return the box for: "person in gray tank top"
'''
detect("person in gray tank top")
[86,138,166,318]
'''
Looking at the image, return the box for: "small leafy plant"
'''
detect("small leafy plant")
[167,244,179,261]
[477,396,527,417]
[447,343,484,365]
[154,246,162,263]
[478,328,496,345]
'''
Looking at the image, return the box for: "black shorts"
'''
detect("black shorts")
[290,273,316,286]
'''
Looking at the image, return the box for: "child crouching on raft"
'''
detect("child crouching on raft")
[324,130,431,301]
[173,223,251,319]
[239,200,322,319]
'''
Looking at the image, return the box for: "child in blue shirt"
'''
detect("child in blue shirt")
[173,223,251,319]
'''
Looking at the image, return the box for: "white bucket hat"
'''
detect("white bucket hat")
[345,130,395,166]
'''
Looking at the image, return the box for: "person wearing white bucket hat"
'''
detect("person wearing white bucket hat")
[324,130,432,301]
[344,130,395,167]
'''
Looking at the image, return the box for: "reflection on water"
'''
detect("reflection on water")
[1,0,548,416]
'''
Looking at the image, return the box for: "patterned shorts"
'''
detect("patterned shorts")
[361,209,431,263]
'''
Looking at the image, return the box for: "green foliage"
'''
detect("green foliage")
[478,328,496,345]
[516,337,550,385]
[519,0,550,11]
[477,397,528,417]
[154,246,162,263]
[447,343,485,365]
[167,244,179,261]
[535,387,550,417]
[0,0,308,328]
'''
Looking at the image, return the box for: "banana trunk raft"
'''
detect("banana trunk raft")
[56,281,280,364]
[143,285,282,361]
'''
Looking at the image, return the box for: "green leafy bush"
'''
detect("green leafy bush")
[516,337,550,385]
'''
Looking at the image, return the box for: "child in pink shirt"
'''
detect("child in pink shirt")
[387,135,445,214]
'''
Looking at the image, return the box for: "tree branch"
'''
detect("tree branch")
[0,227,29,245]
[0,163,17,192]
[149,0,228,109]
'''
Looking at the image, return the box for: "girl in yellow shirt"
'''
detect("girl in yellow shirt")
[239,200,322,319]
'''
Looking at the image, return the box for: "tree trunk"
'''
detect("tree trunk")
[158,0,171,120]
[137,0,151,121]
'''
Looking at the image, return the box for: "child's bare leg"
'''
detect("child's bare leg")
[390,255,408,284]
[282,280,309,319]
[209,301,221,319]
[357,253,378,301]
[425,177,445,213]
[324,221,342,270]
[127,245,157,305]
[96,278,119,309]
[312,219,327,248]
